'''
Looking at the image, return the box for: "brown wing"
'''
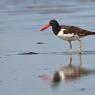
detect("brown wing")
[60,25,95,36]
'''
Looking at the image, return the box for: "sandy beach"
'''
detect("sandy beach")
[0,0,95,95]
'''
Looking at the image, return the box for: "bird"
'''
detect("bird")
[39,19,95,54]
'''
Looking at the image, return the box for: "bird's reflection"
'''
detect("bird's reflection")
[52,53,95,86]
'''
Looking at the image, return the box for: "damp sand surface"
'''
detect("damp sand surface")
[0,0,95,95]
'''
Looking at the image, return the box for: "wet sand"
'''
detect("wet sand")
[0,0,95,95]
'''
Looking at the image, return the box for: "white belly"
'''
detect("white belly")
[57,34,79,41]
[57,29,79,41]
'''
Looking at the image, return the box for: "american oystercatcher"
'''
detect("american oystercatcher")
[39,19,95,54]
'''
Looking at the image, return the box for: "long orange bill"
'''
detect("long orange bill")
[40,24,50,31]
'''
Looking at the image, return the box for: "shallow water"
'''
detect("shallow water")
[0,0,95,95]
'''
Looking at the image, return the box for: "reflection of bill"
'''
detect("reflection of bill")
[40,54,95,86]
[40,64,95,86]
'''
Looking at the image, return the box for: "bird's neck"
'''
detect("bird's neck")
[52,25,60,35]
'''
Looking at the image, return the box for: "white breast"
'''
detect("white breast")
[57,29,78,41]
[57,29,65,36]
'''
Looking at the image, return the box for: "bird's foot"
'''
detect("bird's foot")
[78,48,82,54]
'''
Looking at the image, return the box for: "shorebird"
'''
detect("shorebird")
[39,19,95,54]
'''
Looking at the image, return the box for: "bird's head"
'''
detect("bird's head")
[39,19,59,31]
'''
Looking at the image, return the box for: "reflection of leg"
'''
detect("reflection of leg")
[78,53,82,66]
[70,55,72,65]
[69,41,72,65]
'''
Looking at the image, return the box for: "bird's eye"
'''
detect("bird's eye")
[50,21,52,24]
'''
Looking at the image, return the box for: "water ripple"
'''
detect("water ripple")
[19,50,95,55]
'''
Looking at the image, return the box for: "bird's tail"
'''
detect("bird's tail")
[90,32,95,35]
[86,31,95,35]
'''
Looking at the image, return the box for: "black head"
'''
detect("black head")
[49,19,59,27]
[40,19,60,35]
